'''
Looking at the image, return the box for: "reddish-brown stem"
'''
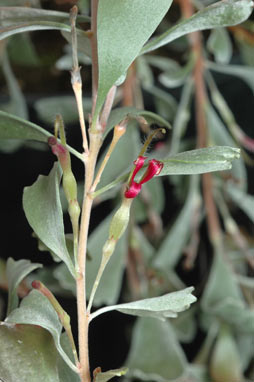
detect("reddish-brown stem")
[122,62,136,107]
[179,0,221,243]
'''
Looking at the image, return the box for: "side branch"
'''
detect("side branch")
[70,6,89,155]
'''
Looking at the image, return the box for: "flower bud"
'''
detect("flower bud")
[210,325,243,382]
[109,197,133,241]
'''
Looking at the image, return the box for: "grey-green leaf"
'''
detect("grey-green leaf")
[154,176,200,269]
[6,289,78,373]
[34,96,91,125]
[1,51,28,120]
[226,183,254,223]
[93,367,128,382]
[207,60,254,95]
[0,110,50,142]
[94,0,173,121]
[0,111,83,161]
[0,323,60,382]
[0,20,71,40]
[207,28,233,64]
[201,251,254,333]
[0,6,90,40]
[142,0,254,54]
[0,6,90,25]
[91,287,196,321]
[6,257,42,315]
[22,163,76,278]
[104,106,171,138]
[126,318,187,381]
[159,146,240,176]
[206,103,247,190]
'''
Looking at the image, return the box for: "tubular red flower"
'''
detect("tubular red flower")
[130,156,147,184]
[124,181,142,198]
[140,159,164,185]
[48,136,67,157]
[124,156,163,199]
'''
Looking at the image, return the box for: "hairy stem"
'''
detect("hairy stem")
[71,2,102,380]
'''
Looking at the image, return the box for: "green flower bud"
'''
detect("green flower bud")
[63,171,78,204]
[109,197,133,241]
[210,325,243,382]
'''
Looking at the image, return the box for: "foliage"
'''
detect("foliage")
[0,0,254,381]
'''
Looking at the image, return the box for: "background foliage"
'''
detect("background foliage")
[0,0,254,381]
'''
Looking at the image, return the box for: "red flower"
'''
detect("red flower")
[125,156,163,199]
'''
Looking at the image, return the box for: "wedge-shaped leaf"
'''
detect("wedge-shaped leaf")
[154,176,199,269]
[237,333,254,371]
[201,251,254,333]
[0,21,71,40]
[6,289,78,373]
[158,56,195,89]
[0,110,50,141]
[146,85,177,122]
[207,28,232,64]
[23,163,76,278]
[207,61,254,95]
[94,0,172,120]
[93,367,128,382]
[87,213,127,306]
[104,106,171,138]
[57,333,80,382]
[226,183,254,223]
[211,298,254,333]
[8,33,40,67]
[34,96,91,125]
[126,318,187,381]
[2,52,28,120]
[171,307,197,344]
[202,253,243,309]
[54,263,76,296]
[159,146,240,176]
[0,7,89,26]
[6,257,42,315]
[0,323,60,382]
[91,287,196,321]
[61,30,91,58]
[170,77,193,154]
[133,177,165,223]
[0,111,83,160]
[206,104,247,190]
[142,0,254,54]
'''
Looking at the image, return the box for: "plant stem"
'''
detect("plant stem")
[90,124,126,193]
[100,85,117,131]
[77,132,101,382]
[70,6,89,156]
[179,0,221,244]
[70,3,102,380]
